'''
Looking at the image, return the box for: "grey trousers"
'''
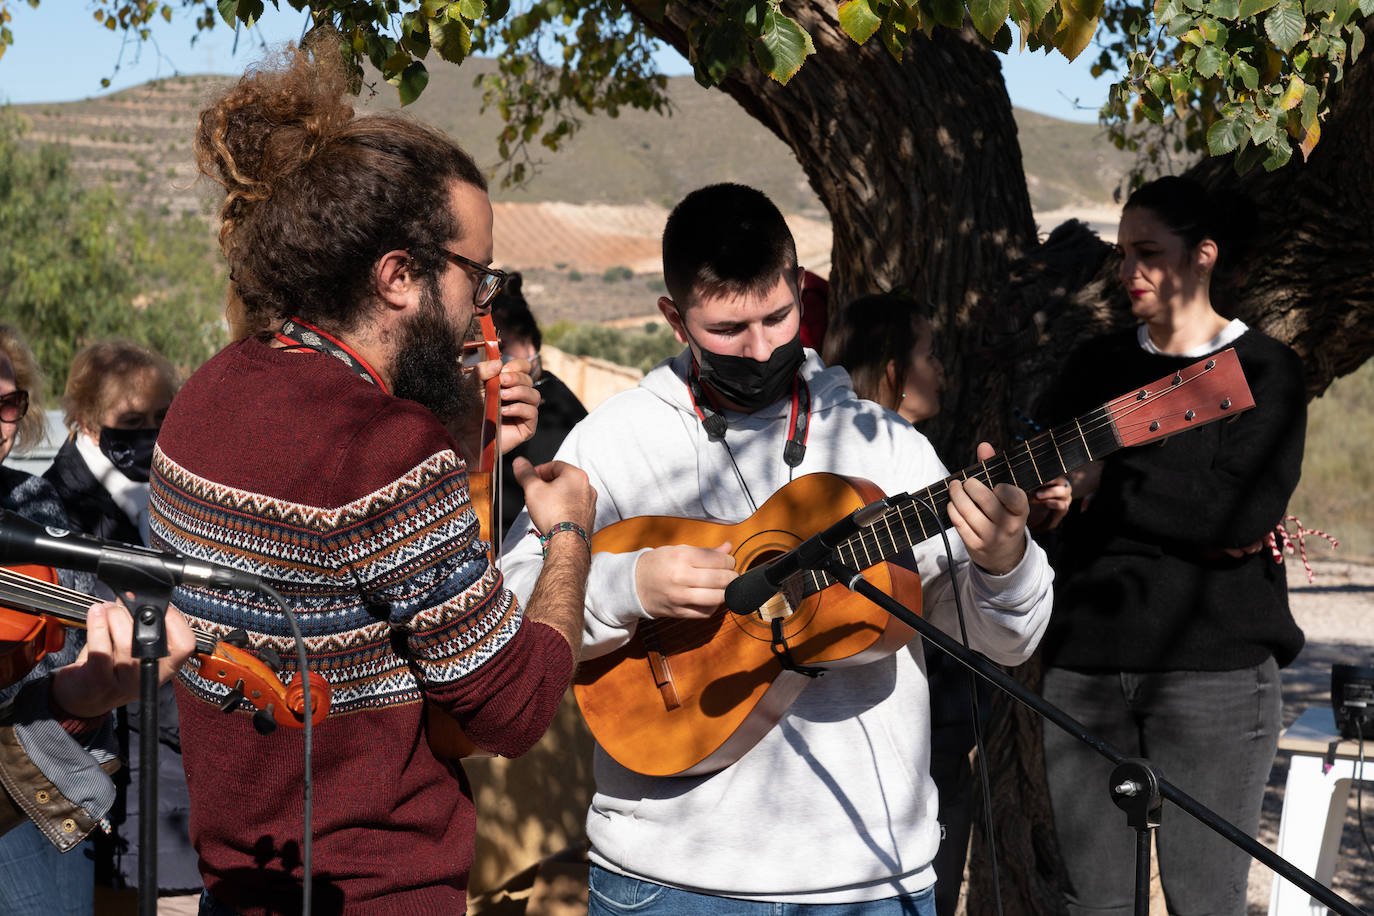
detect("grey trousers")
[1042,659,1281,916]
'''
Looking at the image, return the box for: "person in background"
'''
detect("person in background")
[826,293,1068,915]
[44,341,176,546]
[1037,176,1306,916]
[42,340,200,912]
[501,183,1054,915]
[0,325,195,916]
[488,272,588,539]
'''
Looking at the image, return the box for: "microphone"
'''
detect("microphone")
[0,510,263,592]
[724,495,898,614]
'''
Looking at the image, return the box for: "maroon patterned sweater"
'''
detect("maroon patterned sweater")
[149,338,573,915]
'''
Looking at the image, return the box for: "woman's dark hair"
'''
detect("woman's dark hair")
[1124,176,1258,279]
[661,183,797,308]
[195,37,487,336]
[823,292,930,405]
[489,273,541,352]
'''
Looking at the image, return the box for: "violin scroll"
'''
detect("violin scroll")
[194,640,331,730]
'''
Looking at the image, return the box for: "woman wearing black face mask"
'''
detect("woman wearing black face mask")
[43,340,175,546]
[40,340,202,911]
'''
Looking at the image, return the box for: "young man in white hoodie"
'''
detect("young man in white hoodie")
[500,183,1054,914]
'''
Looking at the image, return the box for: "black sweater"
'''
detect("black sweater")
[1040,327,1307,672]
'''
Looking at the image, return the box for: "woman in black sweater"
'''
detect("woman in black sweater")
[1039,177,1306,916]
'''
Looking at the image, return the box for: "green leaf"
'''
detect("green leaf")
[217,0,237,27]
[1233,57,1260,88]
[1300,83,1318,128]
[1233,139,1268,173]
[429,15,471,62]
[1196,43,1227,75]
[460,0,486,18]
[235,0,263,29]
[970,0,1011,40]
[1208,0,1240,16]
[1238,0,1279,15]
[838,0,883,43]
[1023,0,1057,29]
[1262,137,1292,170]
[1206,116,1248,153]
[1250,113,1277,143]
[161,5,173,24]
[1169,68,1195,103]
[1361,0,1374,14]
[1264,2,1304,51]
[1351,24,1365,62]
[753,8,815,84]
[395,60,430,106]
[928,0,967,29]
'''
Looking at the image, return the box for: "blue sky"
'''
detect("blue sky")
[0,2,1108,122]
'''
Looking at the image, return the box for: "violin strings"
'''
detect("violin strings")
[0,568,217,654]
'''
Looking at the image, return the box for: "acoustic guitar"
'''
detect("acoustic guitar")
[573,349,1256,777]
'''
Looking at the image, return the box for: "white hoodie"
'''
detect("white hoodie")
[500,349,1053,903]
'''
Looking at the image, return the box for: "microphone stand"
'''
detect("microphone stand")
[816,554,1366,916]
[97,558,175,916]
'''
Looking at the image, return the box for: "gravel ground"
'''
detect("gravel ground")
[1247,556,1374,914]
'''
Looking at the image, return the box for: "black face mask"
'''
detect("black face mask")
[98,427,159,483]
[691,331,805,411]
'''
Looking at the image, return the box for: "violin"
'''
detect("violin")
[463,312,503,547]
[425,313,505,760]
[0,565,330,731]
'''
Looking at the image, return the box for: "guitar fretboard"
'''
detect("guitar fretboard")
[795,406,1122,595]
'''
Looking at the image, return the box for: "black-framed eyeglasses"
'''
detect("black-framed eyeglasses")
[442,248,508,309]
[0,389,29,423]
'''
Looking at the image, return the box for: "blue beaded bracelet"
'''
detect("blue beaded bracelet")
[536,521,591,558]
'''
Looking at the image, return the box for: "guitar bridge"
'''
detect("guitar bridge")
[754,590,794,623]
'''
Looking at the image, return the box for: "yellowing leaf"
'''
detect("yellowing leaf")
[1279,73,1305,108]
[1054,1,1100,60]
[1298,120,1320,159]
[838,0,883,43]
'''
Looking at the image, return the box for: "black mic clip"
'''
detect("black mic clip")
[724,494,902,615]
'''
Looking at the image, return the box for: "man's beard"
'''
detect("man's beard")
[390,284,481,429]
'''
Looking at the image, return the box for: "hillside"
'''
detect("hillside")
[12,60,1137,213]
[8,62,1136,321]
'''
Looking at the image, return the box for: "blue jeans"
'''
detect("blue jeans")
[589,866,937,916]
[1042,660,1281,916]
[0,821,94,916]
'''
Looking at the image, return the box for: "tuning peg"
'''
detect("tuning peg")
[257,645,283,672]
[252,706,278,736]
[218,680,245,714]
[222,628,250,648]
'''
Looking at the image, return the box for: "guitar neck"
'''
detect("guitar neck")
[794,348,1254,595]
[796,406,1121,594]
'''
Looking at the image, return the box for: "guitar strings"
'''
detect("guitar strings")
[648,360,1233,630]
[803,364,1233,592]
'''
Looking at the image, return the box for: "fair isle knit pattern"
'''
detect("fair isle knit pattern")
[151,444,522,716]
[143,338,572,915]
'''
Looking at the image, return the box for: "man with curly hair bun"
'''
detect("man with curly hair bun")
[147,43,596,916]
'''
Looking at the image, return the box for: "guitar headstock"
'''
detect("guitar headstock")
[1107,348,1255,448]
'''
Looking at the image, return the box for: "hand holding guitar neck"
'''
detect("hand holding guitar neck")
[946,441,1031,576]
